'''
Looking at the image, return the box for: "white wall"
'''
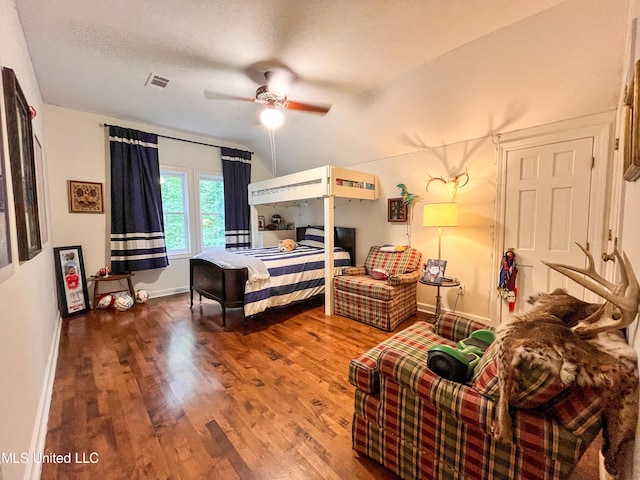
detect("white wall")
[339,139,497,321]
[0,1,59,479]
[43,105,270,300]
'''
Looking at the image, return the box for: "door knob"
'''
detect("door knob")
[601,252,616,262]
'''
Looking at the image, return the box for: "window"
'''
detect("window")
[160,170,189,255]
[198,174,225,249]
[160,168,227,256]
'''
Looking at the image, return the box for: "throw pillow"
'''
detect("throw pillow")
[299,227,325,248]
[380,244,408,253]
[370,268,389,280]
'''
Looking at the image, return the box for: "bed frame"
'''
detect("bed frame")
[248,165,378,315]
[189,226,356,328]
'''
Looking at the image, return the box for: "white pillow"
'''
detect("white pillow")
[299,227,325,248]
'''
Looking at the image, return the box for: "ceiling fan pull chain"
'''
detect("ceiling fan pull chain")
[269,128,277,177]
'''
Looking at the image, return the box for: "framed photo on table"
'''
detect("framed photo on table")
[387,198,408,222]
[423,259,447,284]
[53,245,90,317]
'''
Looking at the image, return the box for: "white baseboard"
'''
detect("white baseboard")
[149,286,189,298]
[23,313,62,480]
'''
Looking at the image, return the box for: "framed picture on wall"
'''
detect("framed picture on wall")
[0,75,11,278]
[2,66,41,261]
[34,135,48,245]
[53,245,90,317]
[68,180,104,213]
[625,59,640,182]
[258,215,265,231]
[387,198,408,222]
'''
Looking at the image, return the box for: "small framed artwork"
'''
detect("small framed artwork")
[3,66,41,261]
[258,215,265,231]
[388,198,408,222]
[53,245,90,317]
[68,180,104,213]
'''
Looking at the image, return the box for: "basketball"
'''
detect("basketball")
[135,289,149,303]
[95,293,115,309]
[114,294,134,311]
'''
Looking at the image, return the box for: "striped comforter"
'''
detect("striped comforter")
[198,245,351,317]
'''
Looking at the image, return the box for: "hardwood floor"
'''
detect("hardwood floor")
[41,294,600,479]
[42,294,407,479]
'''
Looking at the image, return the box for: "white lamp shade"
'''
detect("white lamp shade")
[423,202,459,227]
[260,107,284,128]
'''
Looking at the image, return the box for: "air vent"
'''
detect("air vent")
[145,73,170,89]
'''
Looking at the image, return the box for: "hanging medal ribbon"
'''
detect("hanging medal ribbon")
[498,249,518,312]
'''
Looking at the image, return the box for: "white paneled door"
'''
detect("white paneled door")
[503,137,594,311]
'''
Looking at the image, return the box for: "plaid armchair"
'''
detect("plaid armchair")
[349,313,604,480]
[334,246,422,331]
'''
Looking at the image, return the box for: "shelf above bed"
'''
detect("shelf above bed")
[248,166,379,205]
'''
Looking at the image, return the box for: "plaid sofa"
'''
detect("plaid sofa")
[334,246,422,331]
[349,313,604,480]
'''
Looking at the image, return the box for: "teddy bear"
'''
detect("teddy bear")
[278,238,297,252]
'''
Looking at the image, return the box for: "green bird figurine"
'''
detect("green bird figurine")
[397,183,418,205]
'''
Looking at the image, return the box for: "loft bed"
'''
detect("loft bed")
[189,166,379,326]
[249,166,378,315]
[247,165,378,205]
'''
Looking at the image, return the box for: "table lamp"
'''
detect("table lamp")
[423,202,459,259]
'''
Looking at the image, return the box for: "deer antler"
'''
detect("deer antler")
[425,167,470,199]
[542,243,640,336]
[425,175,446,192]
[453,167,470,189]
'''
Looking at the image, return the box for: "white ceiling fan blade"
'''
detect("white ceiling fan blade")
[203,90,255,102]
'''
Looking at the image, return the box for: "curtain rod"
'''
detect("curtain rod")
[101,123,254,153]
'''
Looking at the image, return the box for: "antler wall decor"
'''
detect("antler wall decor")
[425,167,470,199]
[542,243,640,336]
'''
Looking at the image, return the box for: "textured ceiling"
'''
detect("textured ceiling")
[14,0,627,174]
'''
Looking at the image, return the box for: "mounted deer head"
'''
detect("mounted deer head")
[542,243,640,336]
[425,167,470,199]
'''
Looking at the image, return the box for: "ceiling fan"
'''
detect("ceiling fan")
[204,67,331,128]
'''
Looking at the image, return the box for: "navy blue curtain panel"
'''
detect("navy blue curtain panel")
[109,126,169,273]
[221,147,252,249]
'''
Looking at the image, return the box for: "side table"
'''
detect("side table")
[419,277,460,317]
[91,273,135,308]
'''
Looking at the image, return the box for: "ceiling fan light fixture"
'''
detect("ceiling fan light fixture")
[260,106,284,129]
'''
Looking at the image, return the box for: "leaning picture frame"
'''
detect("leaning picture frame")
[2,66,41,260]
[68,180,104,213]
[53,245,90,317]
[387,198,408,222]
